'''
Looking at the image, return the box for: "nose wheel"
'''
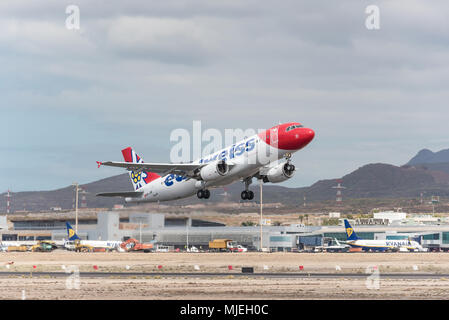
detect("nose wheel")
[197,189,210,199]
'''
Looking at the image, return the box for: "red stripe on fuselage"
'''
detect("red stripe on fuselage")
[144,172,161,183]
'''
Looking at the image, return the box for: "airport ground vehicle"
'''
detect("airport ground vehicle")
[30,241,57,252]
[235,245,248,252]
[208,239,240,252]
[7,246,28,252]
[155,245,175,252]
[316,238,350,253]
[186,246,199,252]
[120,238,153,252]
[74,240,95,252]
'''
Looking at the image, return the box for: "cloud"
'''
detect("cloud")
[2,1,449,192]
[105,16,219,65]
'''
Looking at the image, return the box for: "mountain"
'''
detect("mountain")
[303,163,449,201]
[408,148,449,165]
[406,148,449,175]
[0,174,134,212]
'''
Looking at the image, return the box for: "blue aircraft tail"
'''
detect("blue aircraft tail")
[344,219,359,241]
[66,222,81,241]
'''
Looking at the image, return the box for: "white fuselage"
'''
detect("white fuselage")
[64,240,122,250]
[126,134,292,203]
[348,239,426,251]
[0,241,38,247]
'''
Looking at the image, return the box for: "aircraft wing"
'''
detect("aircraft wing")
[96,191,143,198]
[97,161,203,177]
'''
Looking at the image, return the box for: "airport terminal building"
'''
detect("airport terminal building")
[3,211,449,251]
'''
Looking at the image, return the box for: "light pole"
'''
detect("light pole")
[72,183,79,234]
[139,221,142,243]
[186,218,189,251]
[260,179,263,251]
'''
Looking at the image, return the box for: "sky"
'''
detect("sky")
[1,0,449,192]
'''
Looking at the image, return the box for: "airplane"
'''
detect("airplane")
[343,219,427,252]
[64,222,123,251]
[96,122,315,203]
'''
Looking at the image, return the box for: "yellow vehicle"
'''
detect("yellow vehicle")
[74,240,94,252]
[30,241,58,252]
[208,239,238,252]
[7,245,28,252]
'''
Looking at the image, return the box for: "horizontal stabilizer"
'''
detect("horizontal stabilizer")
[96,191,143,198]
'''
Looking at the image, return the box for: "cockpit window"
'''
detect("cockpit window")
[285,124,303,132]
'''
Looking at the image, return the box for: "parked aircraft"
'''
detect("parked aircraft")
[65,222,122,251]
[344,219,427,252]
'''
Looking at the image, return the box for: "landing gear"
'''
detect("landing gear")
[240,178,254,200]
[283,153,295,173]
[197,189,210,199]
[241,190,254,200]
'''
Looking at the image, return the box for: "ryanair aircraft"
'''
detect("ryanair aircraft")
[65,222,122,251]
[344,219,427,252]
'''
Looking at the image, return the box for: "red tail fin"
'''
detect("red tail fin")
[121,147,160,190]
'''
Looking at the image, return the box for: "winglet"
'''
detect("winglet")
[96,161,102,168]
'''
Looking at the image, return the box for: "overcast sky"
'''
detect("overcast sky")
[1,0,449,192]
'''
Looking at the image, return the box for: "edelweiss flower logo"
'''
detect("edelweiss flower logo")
[131,172,142,183]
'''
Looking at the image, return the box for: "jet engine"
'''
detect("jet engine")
[200,160,229,181]
[263,162,295,183]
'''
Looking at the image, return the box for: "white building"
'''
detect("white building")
[373,211,407,224]
[329,212,341,218]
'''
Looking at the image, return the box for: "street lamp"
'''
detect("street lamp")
[72,182,80,234]
[260,179,263,251]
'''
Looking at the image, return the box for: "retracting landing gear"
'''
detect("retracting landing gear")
[284,152,295,173]
[241,190,254,200]
[241,178,254,200]
[197,189,210,199]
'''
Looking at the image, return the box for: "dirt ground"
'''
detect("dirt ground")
[1,251,449,299]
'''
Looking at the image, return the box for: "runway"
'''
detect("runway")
[1,271,448,279]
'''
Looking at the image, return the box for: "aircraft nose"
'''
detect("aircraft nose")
[289,127,315,150]
[303,128,315,145]
[277,127,315,150]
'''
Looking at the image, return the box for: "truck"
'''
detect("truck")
[120,238,154,252]
[73,240,95,252]
[208,239,239,252]
[7,245,28,252]
[30,241,58,252]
